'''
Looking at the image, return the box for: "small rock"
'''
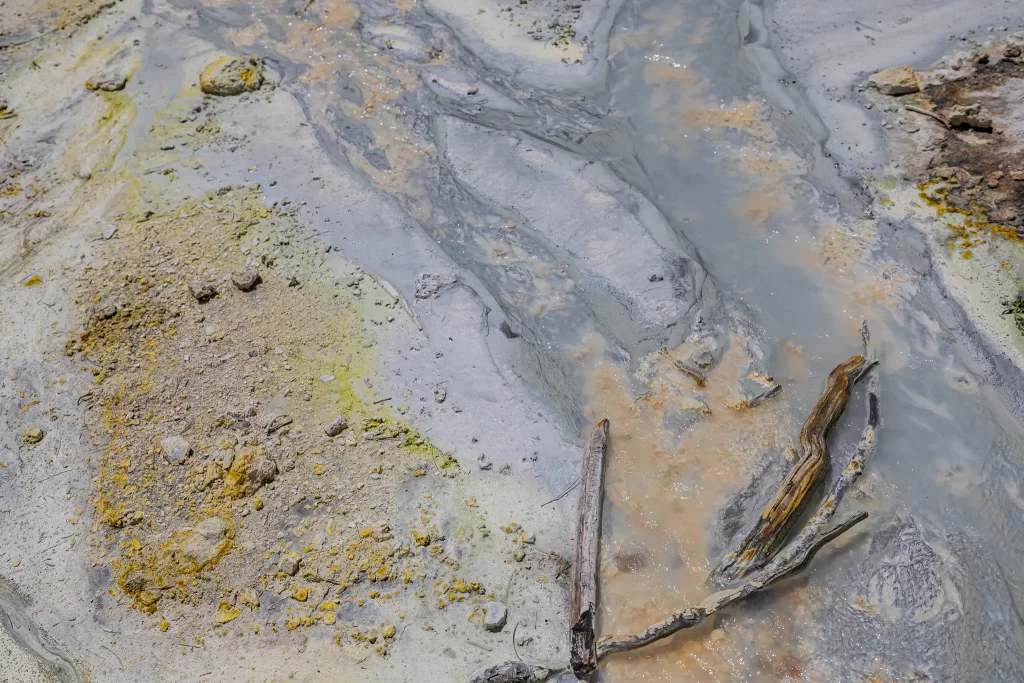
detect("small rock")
[122,571,148,593]
[196,516,233,540]
[948,103,993,130]
[246,456,278,493]
[648,273,664,282]
[988,171,1004,188]
[266,414,293,434]
[283,271,300,287]
[187,281,218,302]
[202,461,221,490]
[994,207,1018,223]
[512,544,526,562]
[1005,43,1022,59]
[101,225,117,240]
[898,117,921,133]
[483,602,507,632]
[324,416,348,437]
[180,517,233,569]
[279,551,301,576]
[1010,169,1024,182]
[231,268,262,292]
[161,435,191,465]
[85,72,127,92]
[414,272,457,299]
[21,427,44,444]
[96,304,118,320]
[433,386,447,404]
[226,412,251,430]
[159,142,175,151]
[199,56,264,96]
[137,591,161,609]
[866,64,921,95]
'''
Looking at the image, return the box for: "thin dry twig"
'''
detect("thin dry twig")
[743,382,782,409]
[101,645,123,669]
[540,477,579,507]
[512,621,522,663]
[905,104,951,129]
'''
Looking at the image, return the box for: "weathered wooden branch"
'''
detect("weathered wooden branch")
[711,348,871,581]
[466,328,880,683]
[599,355,879,658]
[465,507,869,683]
[905,104,951,129]
[743,381,782,409]
[596,511,868,658]
[569,419,609,679]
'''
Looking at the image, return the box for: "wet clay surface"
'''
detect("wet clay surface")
[3,0,1024,681]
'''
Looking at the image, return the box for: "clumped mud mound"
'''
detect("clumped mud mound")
[53,182,567,671]
[915,51,1024,249]
[66,185,445,645]
[864,36,1024,366]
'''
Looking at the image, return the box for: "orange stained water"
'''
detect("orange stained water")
[213,0,436,219]
[577,333,838,681]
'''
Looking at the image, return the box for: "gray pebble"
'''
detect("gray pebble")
[231,268,262,292]
[483,601,507,632]
[161,435,191,465]
[187,281,218,302]
[324,416,348,437]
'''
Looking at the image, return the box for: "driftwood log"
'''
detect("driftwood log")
[466,327,880,683]
[711,346,874,581]
[569,419,609,679]
[600,349,879,657]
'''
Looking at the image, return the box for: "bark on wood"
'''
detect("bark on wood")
[711,353,869,581]
[465,662,557,683]
[569,419,609,679]
[465,328,881,683]
[743,382,781,409]
[464,511,868,683]
[596,511,867,658]
[599,359,879,658]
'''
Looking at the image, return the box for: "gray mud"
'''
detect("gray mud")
[4,0,1024,679]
